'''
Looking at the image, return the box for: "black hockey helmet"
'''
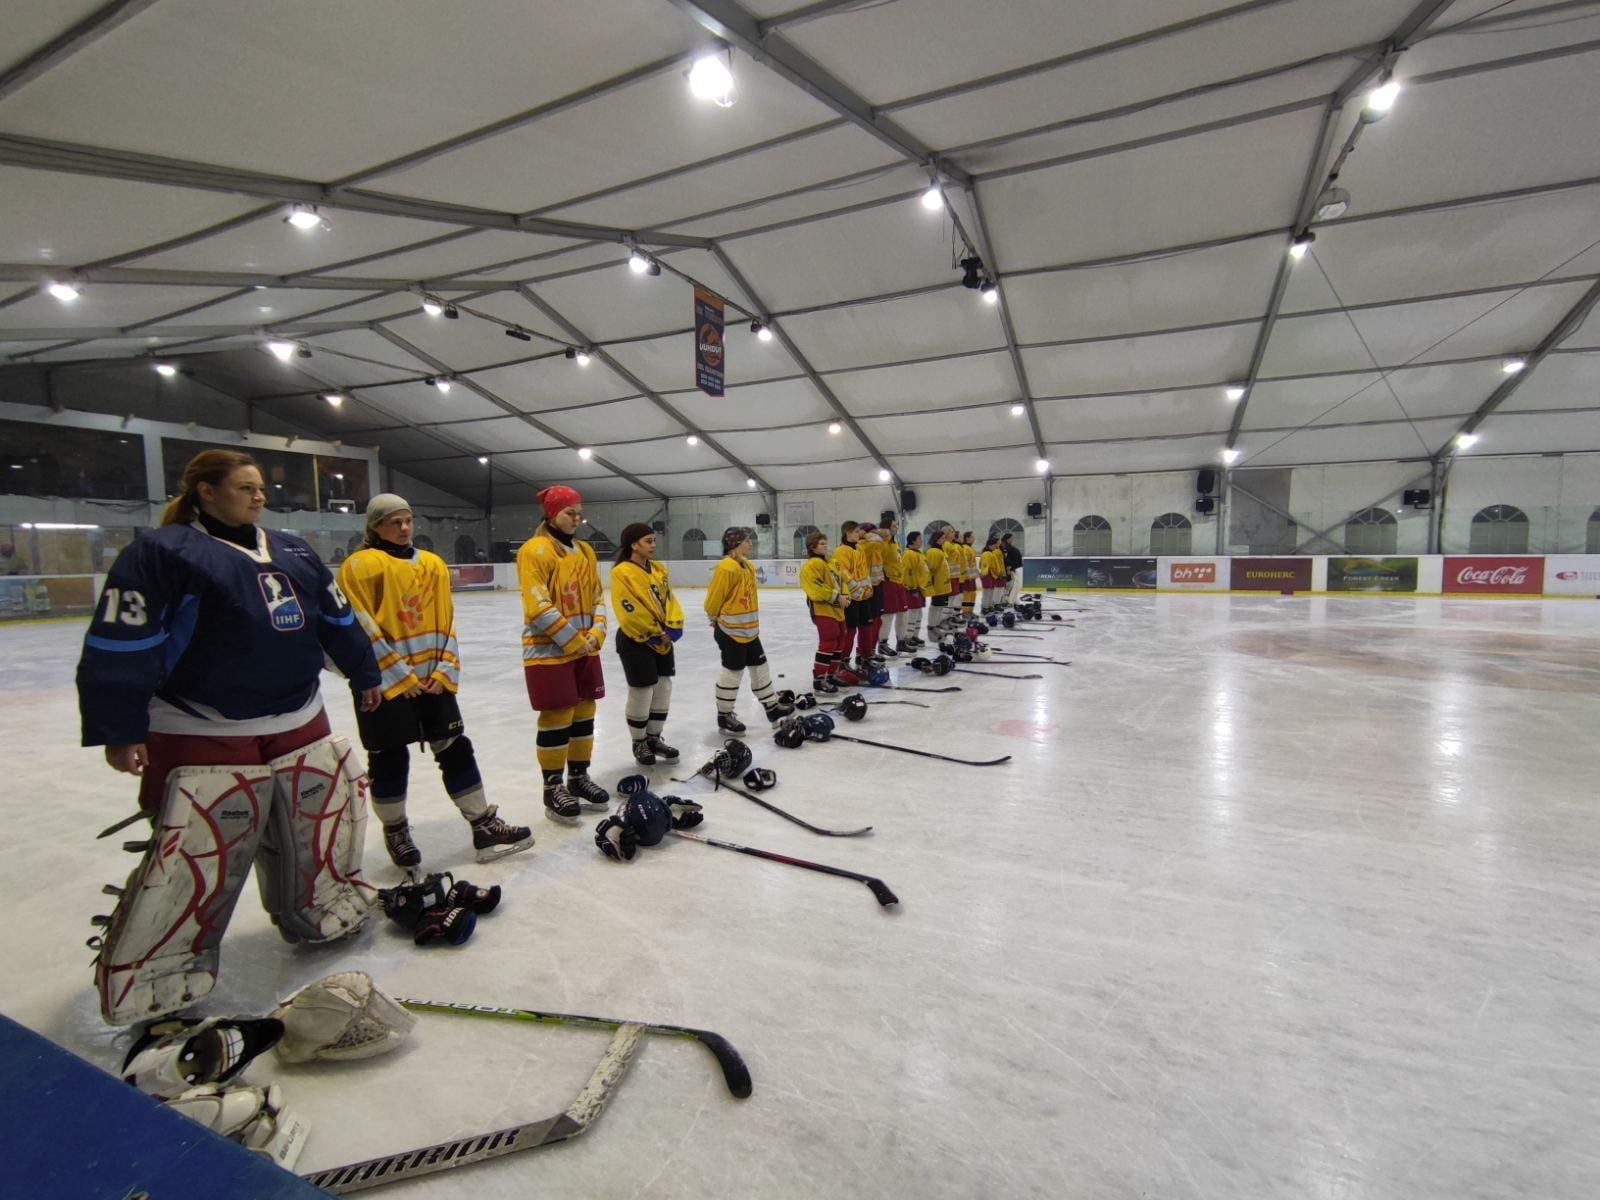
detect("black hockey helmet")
[774,718,807,749]
[838,694,868,722]
[800,712,835,741]
[1001,610,1017,628]
[931,653,954,676]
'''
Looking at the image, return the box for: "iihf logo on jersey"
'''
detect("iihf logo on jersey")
[258,571,306,631]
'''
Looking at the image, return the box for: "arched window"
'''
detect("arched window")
[455,534,477,563]
[413,534,435,553]
[792,524,821,556]
[989,517,1025,553]
[1344,507,1397,555]
[682,527,707,559]
[922,521,953,547]
[1149,512,1192,556]
[1072,515,1112,556]
[1470,505,1529,553]
[1587,508,1600,554]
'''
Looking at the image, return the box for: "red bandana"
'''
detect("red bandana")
[539,484,582,520]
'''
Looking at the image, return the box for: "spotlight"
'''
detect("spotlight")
[827,421,842,435]
[1221,447,1242,465]
[296,345,312,358]
[1034,458,1050,474]
[478,455,490,465]
[980,280,999,304]
[750,319,774,342]
[1225,385,1247,401]
[745,477,757,489]
[1289,232,1315,260]
[578,447,593,460]
[505,326,533,342]
[1313,185,1350,220]
[154,363,178,378]
[322,392,345,407]
[443,304,459,320]
[46,281,79,303]
[266,340,297,362]
[629,251,649,274]
[687,51,735,107]
[1010,403,1025,416]
[1455,432,1479,450]
[920,184,944,212]
[686,435,700,447]
[421,297,444,317]
[959,256,983,289]
[1501,358,1526,375]
[575,350,591,367]
[429,377,452,394]
[878,468,892,483]
[285,204,323,230]
[1363,80,1401,120]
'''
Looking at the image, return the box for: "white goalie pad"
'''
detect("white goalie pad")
[254,736,375,943]
[92,764,273,1026]
[167,1081,311,1171]
[271,970,416,1063]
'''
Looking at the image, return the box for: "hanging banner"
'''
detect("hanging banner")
[694,285,725,397]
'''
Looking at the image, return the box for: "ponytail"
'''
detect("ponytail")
[160,448,258,526]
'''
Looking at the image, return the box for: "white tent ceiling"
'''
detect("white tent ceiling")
[2,0,1598,507]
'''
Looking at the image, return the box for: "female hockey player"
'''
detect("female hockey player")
[704,527,793,732]
[610,522,684,766]
[876,511,910,657]
[517,484,609,823]
[959,531,979,622]
[831,521,876,676]
[799,530,849,693]
[339,493,531,868]
[76,448,382,1026]
[978,534,1005,615]
[924,526,954,638]
[856,521,887,664]
[901,529,929,648]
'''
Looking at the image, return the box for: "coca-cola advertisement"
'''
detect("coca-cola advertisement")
[1442,556,1544,595]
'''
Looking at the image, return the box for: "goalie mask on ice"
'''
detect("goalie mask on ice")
[595,775,703,862]
[89,737,374,1026]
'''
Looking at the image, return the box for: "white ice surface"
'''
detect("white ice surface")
[5,589,1600,1198]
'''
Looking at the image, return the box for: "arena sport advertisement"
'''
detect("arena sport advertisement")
[1083,558,1155,589]
[1021,557,1088,588]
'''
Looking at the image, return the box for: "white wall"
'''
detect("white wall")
[1050,470,1212,555]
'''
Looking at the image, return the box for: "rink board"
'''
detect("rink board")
[0,1013,322,1200]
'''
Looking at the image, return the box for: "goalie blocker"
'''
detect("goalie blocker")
[90,736,374,1027]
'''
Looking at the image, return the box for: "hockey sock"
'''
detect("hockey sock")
[749,662,777,707]
[536,707,573,782]
[430,735,489,822]
[867,617,883,649]
[895,609,910,642]
[567,700,597,776]
[367,747,410,826]
[855,623,875,660]
[715,667,741,714]
[625,685,652,745]
[647,677,672,737]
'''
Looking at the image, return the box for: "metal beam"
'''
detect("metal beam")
[662,0,970,186]
[1290,471,1433,553]
[706,244,897,484]
[511,282,773,495]
[0,263,528,294]
[0,0,159,102]
[0,133,714,248]
[1436,275,1600,457]
[368,325,668,501]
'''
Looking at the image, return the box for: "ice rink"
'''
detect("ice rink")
[6,587,1600,1199]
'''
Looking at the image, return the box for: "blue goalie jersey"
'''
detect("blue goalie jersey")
[76,524,380,747]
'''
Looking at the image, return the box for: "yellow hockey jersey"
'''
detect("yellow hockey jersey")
[610,559,683,654]
[338,545,461,699]
[959,542,977,580]
[799,554,845,621]
[880,535,904,585]
[517,530,607,666]
[980,548,1004,580]
[925,545,951,596]
[859,533,885,585]
[902,547,929,591]
[830,542,869,602]
[705,555,760,642]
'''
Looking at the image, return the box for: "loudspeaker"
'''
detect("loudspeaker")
[900,488,918,512]
[755,513,771,527]
[1194,496,1216,515]
[651,521,666,534]
[1026,501,1044,518]
[1196,468,1217,495]
[1402,488,1432,509]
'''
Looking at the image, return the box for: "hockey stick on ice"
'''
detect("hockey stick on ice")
[986,652,1072,665]
[672,773,873,838]
[672,829,898,907]
[822,698,930,709]
[881,682,961,693]
[822,732,1011,767]
[302,1022,644,1194]
[954,667,1044,680]
[392,999,753,1098]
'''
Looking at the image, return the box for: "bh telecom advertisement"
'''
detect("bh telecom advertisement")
[1230,557,1312,591]
[1022,558,1089,588]
[1327,557,1418,593]
[1161,559,1228,590]
[1442,556,1544,595]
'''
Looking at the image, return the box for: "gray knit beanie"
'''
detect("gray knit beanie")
[365,492,412,533]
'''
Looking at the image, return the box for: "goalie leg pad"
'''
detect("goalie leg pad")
[92,763,273,1026]
[254,737,374,944]
[167,1081,310,1171]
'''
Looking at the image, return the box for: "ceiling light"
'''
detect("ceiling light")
[1034,458,1050,474]
[421,297,444,317]
[686,435,699,446]
[1289,232,1315,260]
[1364,80,1401,119]
[1225,385,1247,401]
[745,477,757,489]
[1010,403,1025,416]
[750,319,773,342]
[575,350,591,366]
[628,251,650,274]
[1221,447,1242,465]
[827,421,842,435]
[505,326,532,342]
[979,279,999,303]
[429,377,452,394]
[322,392,345,407]
[46,281,79,302]
[578,447,593,460]
[1313,185,1350,220]
[1455,432,1479,450]
[1501,357,1526,374]
[878,469,892,482]
[688,51,736,107]
[266,340,297,362]
[284,204,323,230]
[920,184,944,212]
[478,455,490,465]
[154,363,178,378]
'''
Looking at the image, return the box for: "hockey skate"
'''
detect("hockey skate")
[542,784,581,823]
[646,735,679,762]
[763,698,796,723]
[469,807,533,861]
[631,739,657,766]
[717,711,747,734]
[813,676,839,694]
[567,773,611,809]
[382,821,421,869]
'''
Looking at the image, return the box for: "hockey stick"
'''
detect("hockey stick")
[822,699,930,709]
[392,999,753,1098]
[821,732,1011,767]
[672,829,898,907]
[954,667,1043,680]
[302,1023,643,1194]
[880,682,961,693]
[672,773,873,838]
[983,632,1044,640]
[986,653,1072,666]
